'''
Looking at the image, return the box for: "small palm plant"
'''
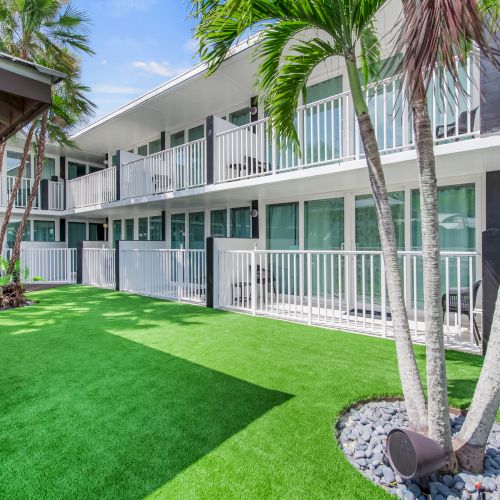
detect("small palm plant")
[0,257,31,309]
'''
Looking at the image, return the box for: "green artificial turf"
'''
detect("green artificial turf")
[0,286,488,499]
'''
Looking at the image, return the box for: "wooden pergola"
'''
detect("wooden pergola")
[0,53,65,142]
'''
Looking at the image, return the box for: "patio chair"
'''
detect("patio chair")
[232,264,276,306]
[435,107,478,139]
[441,280,482,345]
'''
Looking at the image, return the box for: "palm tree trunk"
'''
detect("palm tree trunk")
[0,124,36,252]
[8,110,48,274]
[453,287,500,472]
[346,58,427,430]
[0,141,6,176]
[412,81,458,472]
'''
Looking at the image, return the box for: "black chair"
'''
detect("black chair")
[232,265,276,306]
[441,280,482,345]
[436,107,478,139]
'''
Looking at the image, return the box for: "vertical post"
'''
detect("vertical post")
[206,237,214,308]
[115,239,120,291]
[177,249,183,301]
[59,218,66,242]
[161,210,166,242]
[160,131,166,151]
[76,240,83,285]
[251,251,257,315]
[40,179,49,210]
[482,229,500,354]
[206,115,214,185]
[115,150,121,201]
[307,252,312,325]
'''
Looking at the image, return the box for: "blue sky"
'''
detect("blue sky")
[72,0,199,123]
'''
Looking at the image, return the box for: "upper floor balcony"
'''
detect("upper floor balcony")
[65,56,481,210]
[0,174,65,212]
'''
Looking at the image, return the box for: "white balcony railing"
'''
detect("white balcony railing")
[215,56,479,183]
[217,249,481,349]
[121,138,206,200]
[82,248,115,289]
[66,167,117,209]
[0,175,40,209]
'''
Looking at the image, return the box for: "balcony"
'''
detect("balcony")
[120,138,206,199]
[65,56,480,210]
[0,175,65,211]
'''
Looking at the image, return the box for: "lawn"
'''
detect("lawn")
[0,286,487,499]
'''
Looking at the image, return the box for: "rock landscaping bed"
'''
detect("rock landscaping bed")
[336,400,500,499]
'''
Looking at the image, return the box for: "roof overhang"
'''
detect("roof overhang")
[0,53,65,142]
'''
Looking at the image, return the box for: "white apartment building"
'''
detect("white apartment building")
[2,4,499,353]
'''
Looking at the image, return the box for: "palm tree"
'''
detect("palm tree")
[397,0,500,472]
[0,0,94,268]
[190,0,428,429]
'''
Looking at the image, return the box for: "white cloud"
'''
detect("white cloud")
[101,59,108,65]
[93,84,143,95]
[108,0,158,16]
[183,38,198,53]
[132,60,189,78]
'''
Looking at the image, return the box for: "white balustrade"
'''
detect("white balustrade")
[66,167,116,209]
[18,248,76,284]
[217,249,480,348]
[215,56,479,183]
[0,175,40,209]
[47,180,65,211]
[82,248,115,289]
[120,249,205,303]
[121,138,206,199]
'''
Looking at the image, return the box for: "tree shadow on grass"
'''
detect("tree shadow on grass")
[0,322,292,499]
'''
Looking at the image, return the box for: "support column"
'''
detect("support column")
[40,179,49,210]
[115,150,121,201]
[251,200,259,239]
[76,240,83,284]
[206,237,214,308]
[206,115,214,185]
[161,210,166,241]
[115,239,120,291]
[59,218,66,242]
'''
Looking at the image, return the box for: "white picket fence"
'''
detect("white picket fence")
[82,248,115,289]
[120,249,206,303]
[121,138,206,199]
[2,248,77,284]
[215,56,478,183]
[66,167,117,209]
[217,249,481,349]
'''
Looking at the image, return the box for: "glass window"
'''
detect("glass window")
[305,198,344,249]
[355,192,405,251]
[229,107,250,127]
[171,213,185,249]
[112,220,122,248]
[170,130,185,148]
[111,154,117,167]
[137,144,148,156]
[89,166,102,174]
[189,212,205,249]
[411,184,476,251]
[7,150,31,178]
[89,223,103,241]
[150,215,163,241]
[305,76,343,104]
[138,218,148,241]
[188,125,204,142]
[33,220,55,242]
[42,157,56,180]
[125,219,134,240]
[267,203,298,250]
[210,209,227,237]
[6,222,30,248]
[68,161,86,180]
[149,139,162,155]
[230,207,251,238]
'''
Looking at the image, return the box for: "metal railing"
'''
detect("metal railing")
[66,167,117,209]
[120,248,205,303]
[217,249,480,348]
[121,138,206,199]
[215,56,479,183]
[82,248,115,289]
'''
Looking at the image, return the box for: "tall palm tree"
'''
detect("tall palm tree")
[0,0,94,267]
[397,0,499,472]
[191,0,428,429]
